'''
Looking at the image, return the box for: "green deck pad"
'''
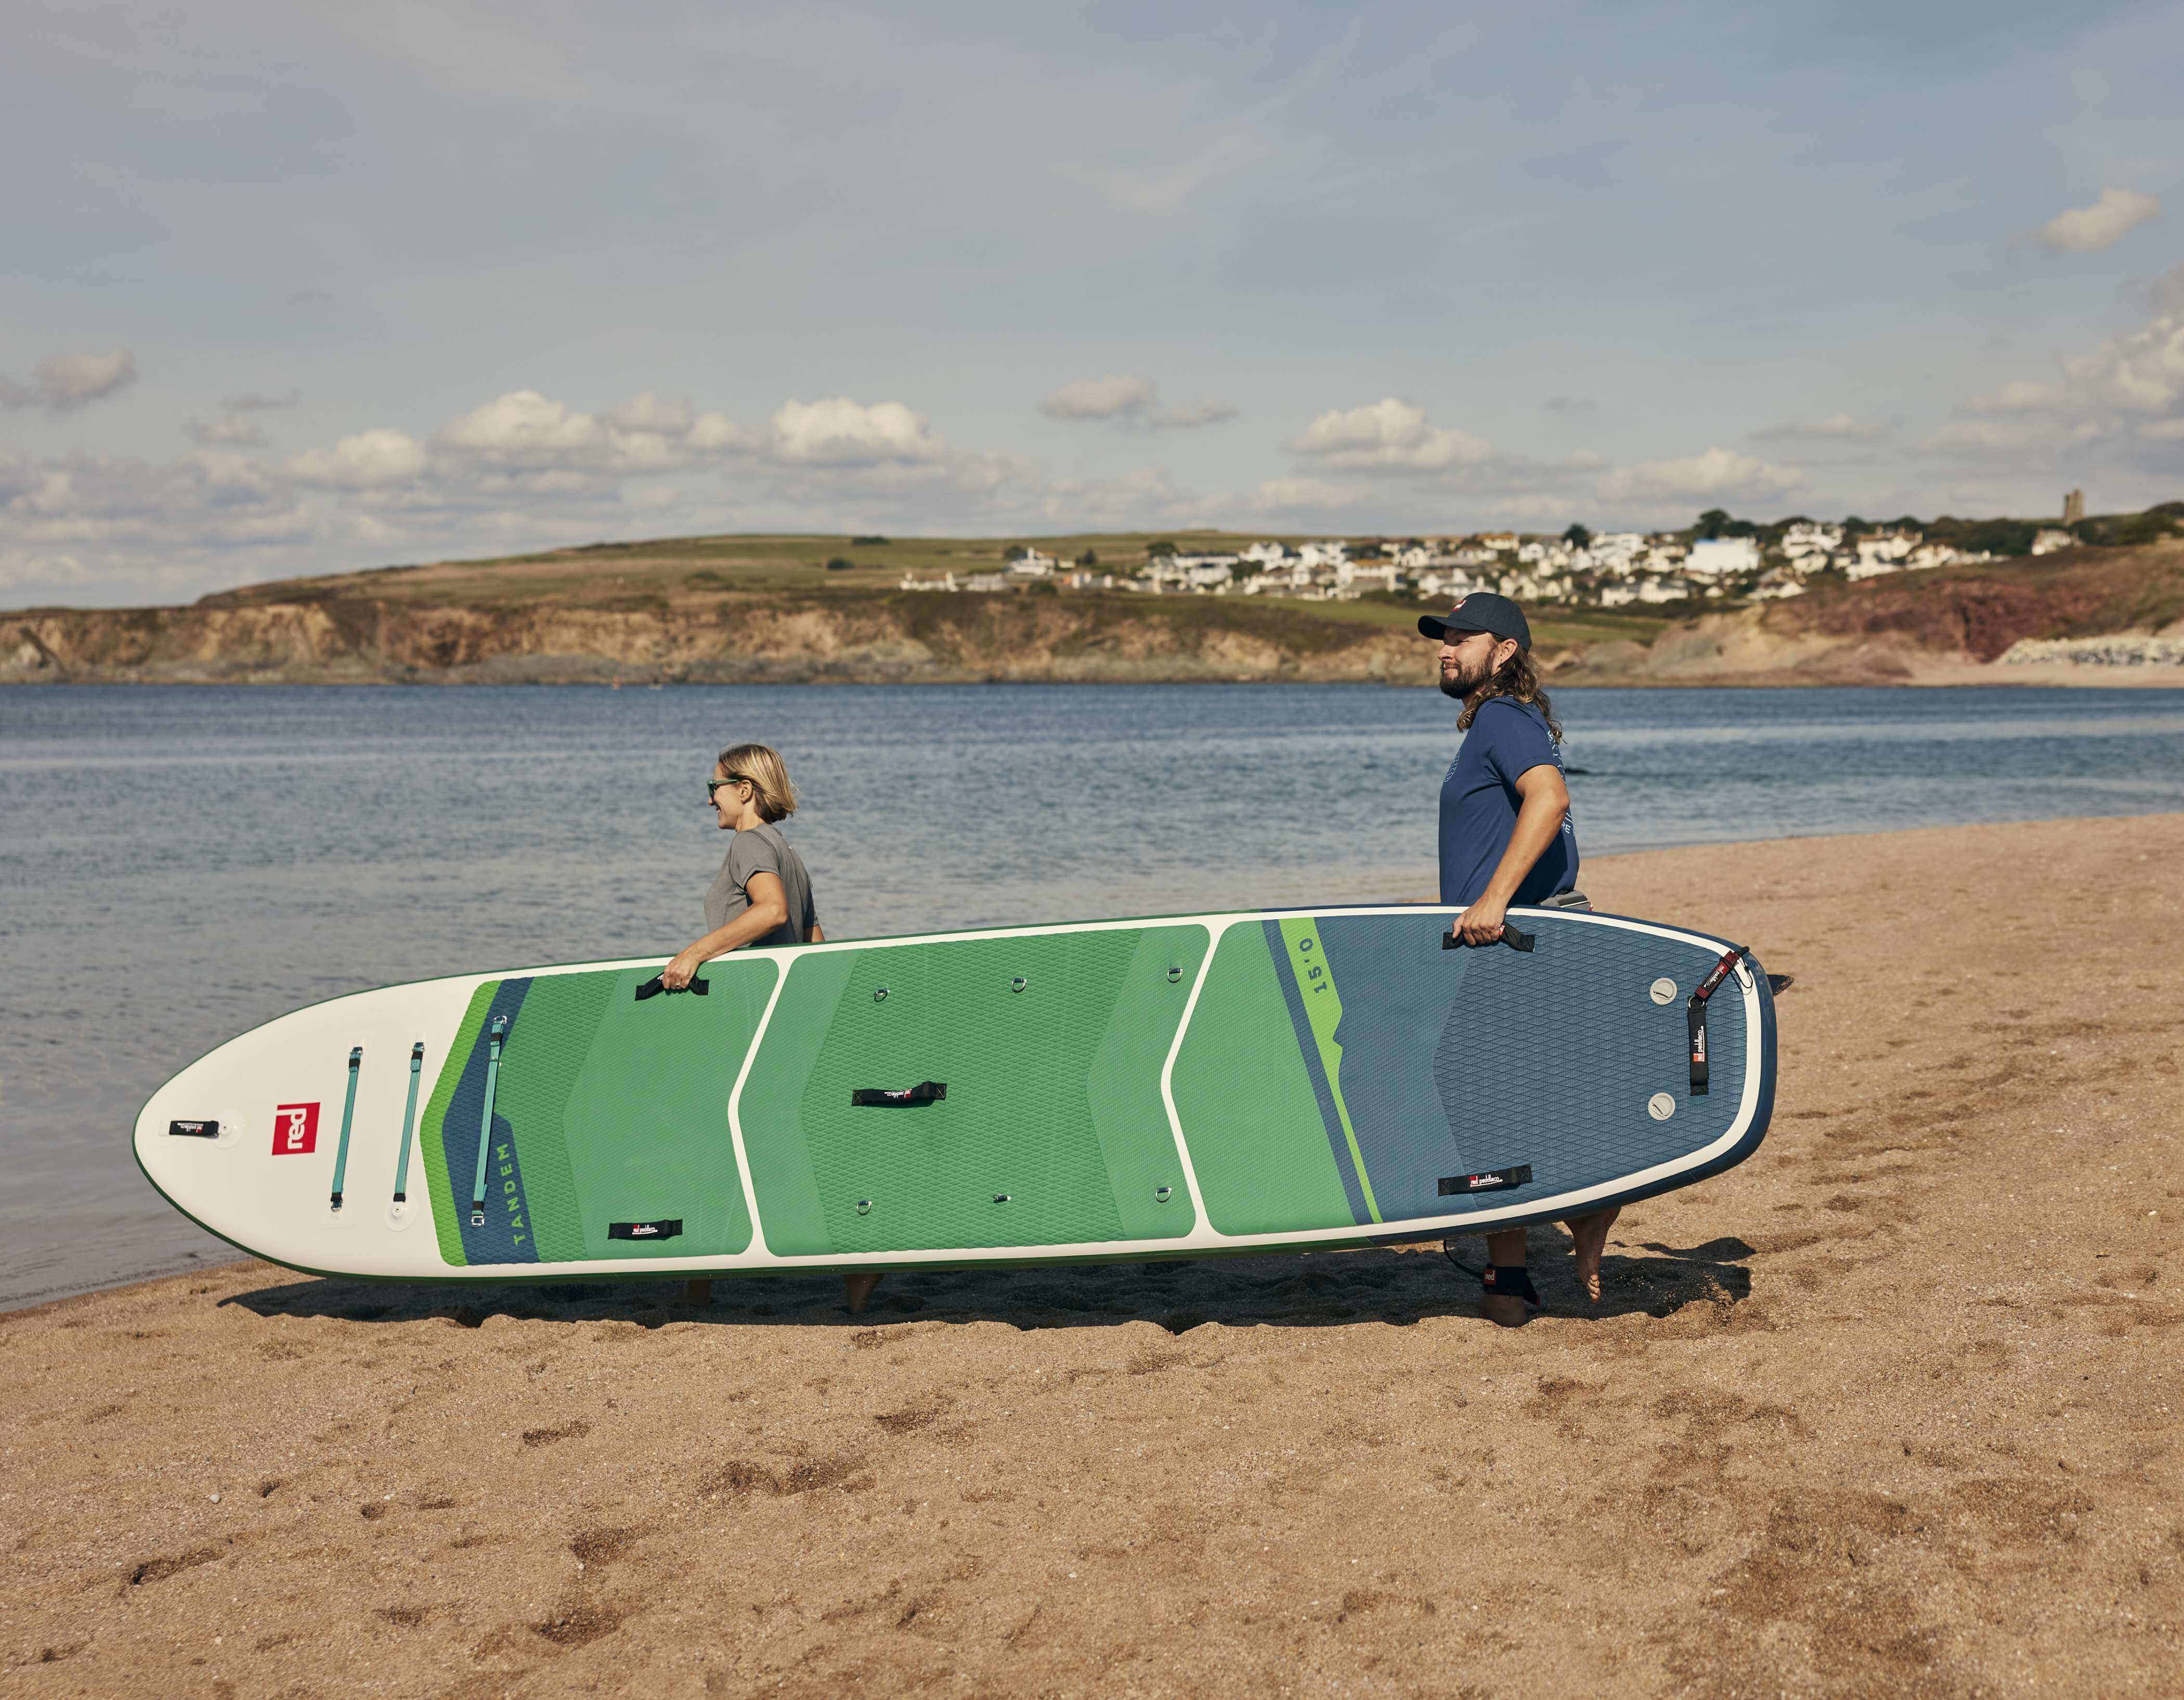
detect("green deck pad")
[1171,921,1361,1236]
[419,964,775,1266]
[551,960,775,1259]
[738,926,1207,1256]
[421,982,502,1266]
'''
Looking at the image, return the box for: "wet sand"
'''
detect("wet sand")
[6,815,2181,1698]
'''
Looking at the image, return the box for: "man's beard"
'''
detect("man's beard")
[1438,655,1489,700]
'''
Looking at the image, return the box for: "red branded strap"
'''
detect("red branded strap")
[1686,949,1744,1097]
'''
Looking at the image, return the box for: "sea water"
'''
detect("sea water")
[5,682,2182,1308]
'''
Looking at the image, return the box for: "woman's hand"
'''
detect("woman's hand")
[661,945,709,990]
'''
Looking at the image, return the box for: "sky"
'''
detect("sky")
[4,0,2183,607]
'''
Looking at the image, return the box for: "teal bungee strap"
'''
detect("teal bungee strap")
[469,1015,508,1226]
[392,1041,423,1203]
[329,1047,362,1210]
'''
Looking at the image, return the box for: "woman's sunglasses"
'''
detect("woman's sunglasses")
[706,774,750,802]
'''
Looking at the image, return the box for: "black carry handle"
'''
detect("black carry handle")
[850,1081,947,1108]
[1442,922,1535,953]
[635,974,710,1001]
[1686,947,1747,1096]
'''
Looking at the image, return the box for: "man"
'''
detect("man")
[1420,592,1619,1326]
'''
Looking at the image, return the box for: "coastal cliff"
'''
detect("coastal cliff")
[7,532,2182,686]
[3,590,1431,685]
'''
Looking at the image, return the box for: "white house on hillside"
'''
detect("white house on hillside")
[1685,537,1761,579]
[1781,522,1843,561]
[1848,530,1920,579]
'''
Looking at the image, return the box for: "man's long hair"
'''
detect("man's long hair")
[1458,647,1563,743]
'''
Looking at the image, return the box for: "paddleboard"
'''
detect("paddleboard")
[133,905,1777,1284]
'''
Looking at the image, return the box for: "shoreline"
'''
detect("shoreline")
[6,666,2182,689]
[20,810,2184,1317]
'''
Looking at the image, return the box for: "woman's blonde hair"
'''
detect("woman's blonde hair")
[715,742,799,823]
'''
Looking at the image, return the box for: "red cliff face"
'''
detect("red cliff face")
[1561,541,2184,684]
[1782,572,2116,663]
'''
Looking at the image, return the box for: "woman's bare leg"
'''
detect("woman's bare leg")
[843,1272,883,1314]
[1563,1207,1621,1302]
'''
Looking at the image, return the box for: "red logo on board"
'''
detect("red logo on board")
[271,1103,320,1156]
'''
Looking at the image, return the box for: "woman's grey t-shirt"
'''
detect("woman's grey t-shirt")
[704,821,818,947]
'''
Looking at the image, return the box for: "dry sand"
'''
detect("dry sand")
[5,816,2181,1699]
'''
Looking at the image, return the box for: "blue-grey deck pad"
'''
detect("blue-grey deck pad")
[443,977,538,1265]
[1310,912,1748,1221]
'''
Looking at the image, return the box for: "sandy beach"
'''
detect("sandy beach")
[5,814,2180,1698]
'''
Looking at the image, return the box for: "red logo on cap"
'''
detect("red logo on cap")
[271,1102,319,1155]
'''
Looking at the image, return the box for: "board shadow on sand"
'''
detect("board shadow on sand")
[219,1238,1755,1334]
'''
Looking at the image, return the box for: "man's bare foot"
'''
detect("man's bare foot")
[683,1278,712,1307]
[843,1272,883,1314]
[1480,1291,1531,1328]
[1563,1207,1621,1303]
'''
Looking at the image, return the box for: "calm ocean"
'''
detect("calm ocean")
[6,682,2182,1308]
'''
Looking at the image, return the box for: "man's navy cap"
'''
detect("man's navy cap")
[1418,591,1532,652]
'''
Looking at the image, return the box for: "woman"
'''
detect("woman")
[662,747,876,1315]
[662,742,822,990]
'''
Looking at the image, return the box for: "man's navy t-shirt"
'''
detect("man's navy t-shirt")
[1438,697,1579,905]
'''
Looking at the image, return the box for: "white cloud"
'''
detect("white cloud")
[2030,188,2161,254]
[438,390,605,455]
[605,392,692,434]
[0,349,139,413]
[1596,447,1804,503]
[1154,397,1240,429]
[2,452,319,584]
[1253,475,1372,512]
[767,398,947,465]
[1042,375,1156,421]
[287,428,430,488]
[2153,263,2184,319]
[185,416,267,447]
[1285,398,1492,470]
[1939,300,2184,476]
[221,389,301,413]
[1032,466,1210,528]
[687,412,758,452]
[1925,417,2044,454]
[2062,312,2184,415]
[1039,375,1237,430]
[1962,380,2055,414]
[1752,412,1886,443]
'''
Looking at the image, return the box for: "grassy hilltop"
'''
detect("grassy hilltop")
[4,522,2181,686]
[1,531,1663,686]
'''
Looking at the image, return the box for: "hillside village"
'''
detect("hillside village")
[901,492,2181,613]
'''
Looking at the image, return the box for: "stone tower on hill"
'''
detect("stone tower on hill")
[2063,488,2085,526]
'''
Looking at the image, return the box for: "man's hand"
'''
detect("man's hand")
[661,946,707,990]
[1456,894,1507,946]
